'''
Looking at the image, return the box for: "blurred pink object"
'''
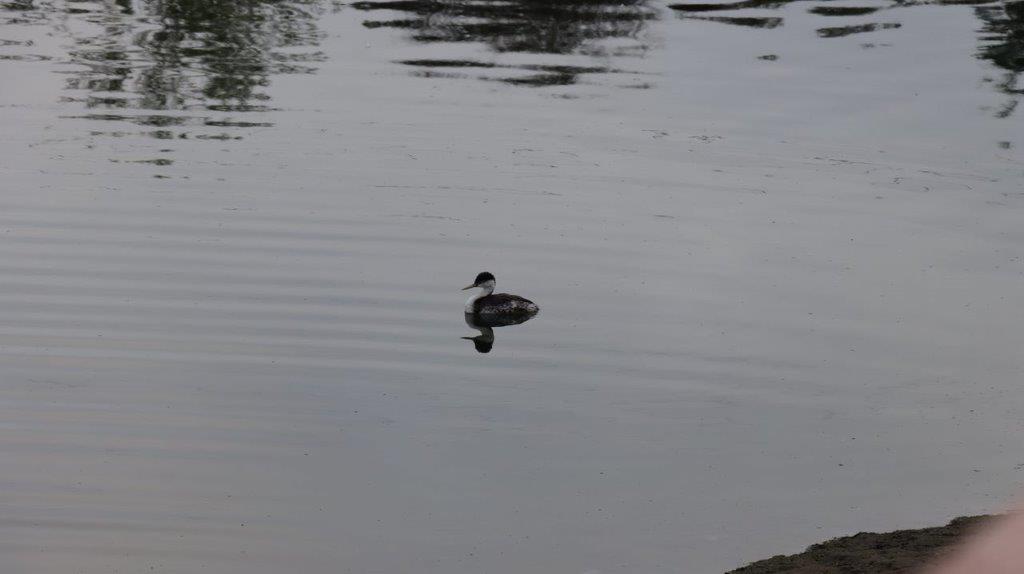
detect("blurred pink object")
[926,510,1024,574]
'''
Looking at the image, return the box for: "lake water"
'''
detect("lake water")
[1,0,1022,572]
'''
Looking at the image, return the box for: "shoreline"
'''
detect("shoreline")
[726,515,995,574]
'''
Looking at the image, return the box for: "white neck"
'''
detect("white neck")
[464,280,495,312]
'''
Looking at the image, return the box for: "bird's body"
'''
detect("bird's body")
[467,293,539,315]
[462,272,539,316]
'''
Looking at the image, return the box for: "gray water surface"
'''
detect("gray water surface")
[1,0,1023,572]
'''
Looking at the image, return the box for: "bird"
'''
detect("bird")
[461,271,539,316]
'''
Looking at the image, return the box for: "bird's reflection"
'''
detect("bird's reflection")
[462,313,535,354]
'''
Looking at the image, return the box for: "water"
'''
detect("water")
[1,0,1022,572]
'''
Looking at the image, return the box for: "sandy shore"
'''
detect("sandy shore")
[726,515,994,574]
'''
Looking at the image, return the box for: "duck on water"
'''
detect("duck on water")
[462,272,539,316]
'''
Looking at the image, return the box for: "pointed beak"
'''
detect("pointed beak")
[461,283,477,291]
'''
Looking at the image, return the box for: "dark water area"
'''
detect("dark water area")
[1,0,1023,573]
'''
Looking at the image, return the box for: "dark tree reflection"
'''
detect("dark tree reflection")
[62,0,326,117]
[669,0,1023,119]
[975,1,1024,117]
[353,0,657,87]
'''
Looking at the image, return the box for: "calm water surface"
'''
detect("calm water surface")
[1,0,1023,572]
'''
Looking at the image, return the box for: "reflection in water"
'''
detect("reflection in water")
[670,0,792,12]
[4,0,1017,112]
[670,0,1023,118]
[4,0,326,141]
[808,6,881,17]
[352,0,657,87]
[976,1,1023,117]
[463,312,536,354]
[687,15,783,29]
[126,0,324,112]
[816,22,901,38]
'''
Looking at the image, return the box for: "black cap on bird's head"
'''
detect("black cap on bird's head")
[462,271,495,290]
